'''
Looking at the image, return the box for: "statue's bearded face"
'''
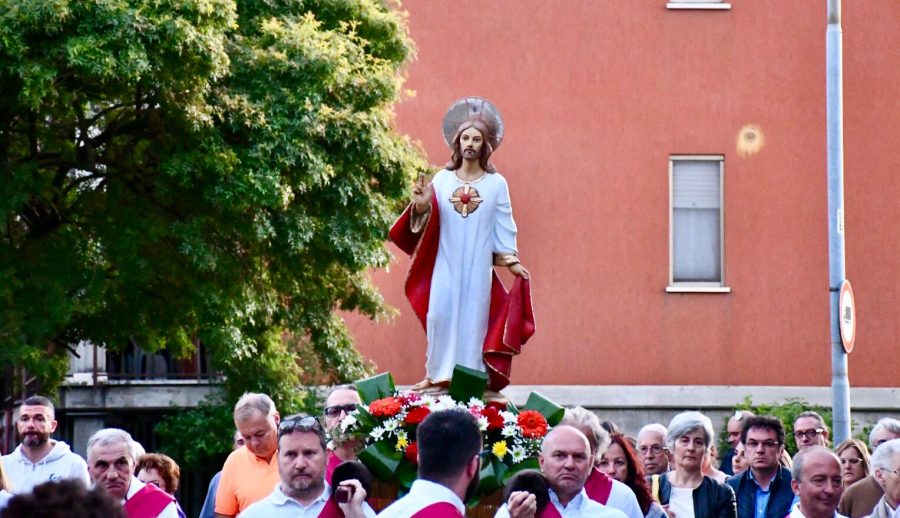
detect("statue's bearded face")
[459,126,485,161]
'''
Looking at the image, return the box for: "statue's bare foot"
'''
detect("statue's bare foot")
[416,379,449,395]
[484,390,508,405]
[412,379,433,392]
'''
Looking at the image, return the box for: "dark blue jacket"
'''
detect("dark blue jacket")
[726,466,794,518]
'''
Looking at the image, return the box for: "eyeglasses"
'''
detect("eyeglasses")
[840,458,863,466]
[880,468,900,476]
[745,440,781,450]
[793,429,825,440]
[279,415,323,433]
[324,404,358,419]
[639,444,664,456]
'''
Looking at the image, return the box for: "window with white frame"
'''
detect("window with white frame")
[668,156,728,291]
[666,0,731,10]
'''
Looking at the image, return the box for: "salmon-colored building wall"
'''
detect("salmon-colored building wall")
[347,1,899,387]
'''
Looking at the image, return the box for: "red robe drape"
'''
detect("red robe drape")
[389,196,535,391]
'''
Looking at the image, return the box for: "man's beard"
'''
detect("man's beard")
[22,431,50,447]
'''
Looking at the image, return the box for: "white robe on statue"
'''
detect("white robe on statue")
[425,169,518,382]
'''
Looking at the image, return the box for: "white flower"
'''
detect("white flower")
[477,416,489,432]
[340,414,357,432]
[432,395,459,412]
[370,427,385,440]
[467,397,485,408]
[500,411,517,424]
[397,430,408,442]
[384,419,399,432]
[419,395,436,407]
[502,425,518,437]
[511,446,526,463]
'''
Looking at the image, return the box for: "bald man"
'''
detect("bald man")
[496,426,628,518]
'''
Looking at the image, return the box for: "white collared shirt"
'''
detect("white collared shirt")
[789,502,849,518]
[495,488,629,518]
[241,483,376,518]
[377,479,466,517]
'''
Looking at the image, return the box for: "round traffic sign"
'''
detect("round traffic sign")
[839,280,856,353]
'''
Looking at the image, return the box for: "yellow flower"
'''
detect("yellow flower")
[492,440,508,459]
[396,435,409,451]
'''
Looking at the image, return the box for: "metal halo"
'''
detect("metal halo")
[441,97,505,151]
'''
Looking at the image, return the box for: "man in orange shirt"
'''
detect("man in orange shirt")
[214,393,281,517]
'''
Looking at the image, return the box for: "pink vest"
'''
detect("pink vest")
[123,483,174,518]
[410,502,465,517]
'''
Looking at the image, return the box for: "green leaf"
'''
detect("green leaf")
[505,458,540,483]
[396,459,418,490]
[449,364,488,403]
[358,441,402,483]
[524,391,565,427]
[355,372,396,404]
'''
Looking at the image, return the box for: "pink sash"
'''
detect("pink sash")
[584,467,614,504]
[123,483,174,518]
[325,450,342,485]
[318,497,344,518]
[410,501,465,517]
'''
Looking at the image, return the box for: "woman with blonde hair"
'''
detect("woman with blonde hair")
[835,438,871,488]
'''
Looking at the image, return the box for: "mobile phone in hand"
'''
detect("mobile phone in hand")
[335,486,353,504]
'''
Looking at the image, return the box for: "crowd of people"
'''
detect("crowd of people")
[0,392,897,518]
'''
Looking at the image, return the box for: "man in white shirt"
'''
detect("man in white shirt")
[789,446,847,518]
[87,428,178,518]
[560,407,643,518]
[496,426,628,518]
[1,395,90,493]
[241,414,375,518]
[378,409,482,517]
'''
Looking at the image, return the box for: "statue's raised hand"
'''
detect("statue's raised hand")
[413,172,433,215]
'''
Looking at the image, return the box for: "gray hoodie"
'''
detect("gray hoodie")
[1,440,90,494]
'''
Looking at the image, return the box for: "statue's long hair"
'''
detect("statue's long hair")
[445,119,496,172]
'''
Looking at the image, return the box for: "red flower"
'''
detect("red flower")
[481,406,504,431]
[369,397,402,418]
[405,441,418,464]
[517,410,549,438]
[398,392,421,406]
[405,406,431,425]
[486,401,507,412]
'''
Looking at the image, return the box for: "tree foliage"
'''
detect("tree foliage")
[0,0,426,409]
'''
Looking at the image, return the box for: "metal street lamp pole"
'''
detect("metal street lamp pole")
[826,0,851,443]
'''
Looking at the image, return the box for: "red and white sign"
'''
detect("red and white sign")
[839,280,856,353]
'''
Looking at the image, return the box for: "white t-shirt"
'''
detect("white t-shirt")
[668,487,694,518]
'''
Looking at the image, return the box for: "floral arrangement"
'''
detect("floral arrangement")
[336,368,563,501]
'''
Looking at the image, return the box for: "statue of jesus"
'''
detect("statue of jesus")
[389,97,535,396]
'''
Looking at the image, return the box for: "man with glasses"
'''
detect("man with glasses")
[840,419,900,518]
[241,415,374,518]
[215,393,281,518]
[378,409,482,517]
[323,385,363,484]
[637,423,670,476]
[726,416,794,518]
[794,412,831,451]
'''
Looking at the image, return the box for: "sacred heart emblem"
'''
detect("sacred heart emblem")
[449,184,482,218]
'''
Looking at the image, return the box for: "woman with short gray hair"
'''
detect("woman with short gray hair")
[648,411,736,518]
